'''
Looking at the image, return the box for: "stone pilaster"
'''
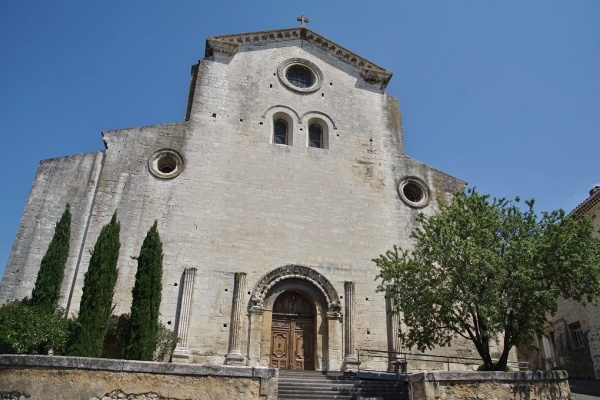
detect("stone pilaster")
[385,294,404,372]
[247,307,265,367]
[343,281,360,371]
[225,272,247,365]
[172,267,197,364]
[327,311,344,371]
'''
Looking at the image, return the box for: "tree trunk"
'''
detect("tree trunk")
[472,338,494,369]
[495,329,513,371]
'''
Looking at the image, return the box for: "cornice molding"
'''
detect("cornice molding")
[570,189,600,217]
[205,27,392,89]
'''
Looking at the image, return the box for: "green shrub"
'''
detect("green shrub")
[100,315,177,361]
[154,322,179,362]
[102,313,131,359]
[0,300,70,355]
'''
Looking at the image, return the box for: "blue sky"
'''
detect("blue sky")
[1,1,599,280]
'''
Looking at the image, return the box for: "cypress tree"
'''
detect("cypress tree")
[68,212,120,357]
[31,204,71,312]
[125,221,163,360]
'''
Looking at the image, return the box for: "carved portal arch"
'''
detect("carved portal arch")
[250,265,341,316]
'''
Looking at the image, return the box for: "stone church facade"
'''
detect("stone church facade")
[0,27,471,371]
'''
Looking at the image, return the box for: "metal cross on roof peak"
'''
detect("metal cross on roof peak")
[297,14,309,27]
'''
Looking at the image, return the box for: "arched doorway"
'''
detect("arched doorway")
[270,290,316,370]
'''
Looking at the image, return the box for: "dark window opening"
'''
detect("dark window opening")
[570,322,584,348]
[274,119,288,145]
[308,124,323,148]
[286,66,313,88]
[158,157,176,174]
[403,183,423,202]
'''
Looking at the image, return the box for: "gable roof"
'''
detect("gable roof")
[205,27,393,89]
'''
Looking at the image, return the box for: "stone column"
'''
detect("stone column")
[225,272,247,365]
[172,267,197,364]
[344,281,360,371]
[385,294,404,372]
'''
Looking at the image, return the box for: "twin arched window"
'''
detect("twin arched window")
[272,116,327,149]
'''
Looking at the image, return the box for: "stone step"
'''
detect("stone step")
[277,370,408,400]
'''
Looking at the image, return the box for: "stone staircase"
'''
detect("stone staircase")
[277,370,408,400]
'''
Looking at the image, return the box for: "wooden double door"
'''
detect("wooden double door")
[270,291,315,370]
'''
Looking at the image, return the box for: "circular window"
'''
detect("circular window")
[398,177,430,208]
[148,149,184,179]
[277,58,323,93]
[286,65,313,88]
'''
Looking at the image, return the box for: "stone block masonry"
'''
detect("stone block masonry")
[0,355,278,400]
[408,370,571,400]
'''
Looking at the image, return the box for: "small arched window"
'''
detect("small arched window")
[273,119,288,145]
[308,124,323,148]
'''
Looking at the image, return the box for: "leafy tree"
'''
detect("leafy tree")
[68,212,121,357]
[374,188,600,371]
[124,221,164,360]
[0,300,70,355]
[31,204,71,312]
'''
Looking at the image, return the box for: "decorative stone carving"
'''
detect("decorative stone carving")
[205,38,239,56]
[273,291,313,317]
[206,27,392,89]
[250,264,341,317]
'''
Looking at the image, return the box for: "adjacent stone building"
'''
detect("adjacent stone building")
[533,185,600,378]
[1,26,477,371]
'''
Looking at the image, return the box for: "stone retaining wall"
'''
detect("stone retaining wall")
[0,355,277,400]
[408,370,571,400]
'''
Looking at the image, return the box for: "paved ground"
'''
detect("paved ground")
[570,379,600,399]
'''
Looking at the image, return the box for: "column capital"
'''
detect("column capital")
[326,311,342,320]
[249,306,266,315]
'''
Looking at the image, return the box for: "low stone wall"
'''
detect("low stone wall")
[408,370,571,400]
[0,355,277,400]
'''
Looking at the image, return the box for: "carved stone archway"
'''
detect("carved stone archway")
[250,264,341,317]
[247,265,344,371]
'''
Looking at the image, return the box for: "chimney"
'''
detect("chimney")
[590,185,600,197]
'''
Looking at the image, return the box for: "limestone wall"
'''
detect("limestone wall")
[0,152,104,307]
[0,355,277,400]
[408,371,571,400]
